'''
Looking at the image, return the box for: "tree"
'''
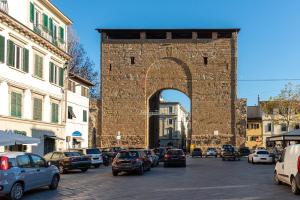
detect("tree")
[68,28,99,98]
[261,83,300,132]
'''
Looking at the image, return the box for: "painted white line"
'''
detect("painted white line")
[155,185,254,192]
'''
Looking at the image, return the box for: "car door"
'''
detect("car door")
[50,152,62,167]
[30,154,52,187]
[276,149,289,184]
[16,154,37,190]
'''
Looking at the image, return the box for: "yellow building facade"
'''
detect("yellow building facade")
[246,106,263,149]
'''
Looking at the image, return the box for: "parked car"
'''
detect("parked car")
[248,149,273,164]
[221,144,234,157]
[112,150,151,176]
[144,149,159,167]
[239,147,251,157]
[0,152,60,200]
[80,148,103,168]
[222,147,240,161]
[155,147,167,162]
[164,149,186,167]
[102,147,123,159]
[191,148,202,158]
[205,148,217,157]
[274,144,300,194]
[44,151,91,174]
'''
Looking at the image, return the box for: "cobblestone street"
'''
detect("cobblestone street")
[18,157,299,200]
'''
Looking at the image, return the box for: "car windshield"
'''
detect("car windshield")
[257,151,269,155]
[86,149,101,154]
[208,148,215,151]
[64,152,81,157]
[194,148,201,151]
[167,150,183,155]
[117,152,132,159]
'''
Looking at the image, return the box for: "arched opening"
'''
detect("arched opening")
[148,89,191,151]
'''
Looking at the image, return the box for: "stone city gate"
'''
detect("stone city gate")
[98,29,239,148]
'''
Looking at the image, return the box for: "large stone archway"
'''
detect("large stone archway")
[99,29,239,148]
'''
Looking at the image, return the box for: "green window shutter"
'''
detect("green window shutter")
[35,55,43,78]
[30,2,34,23]
[11,92,17,117]
[59,67,64,87]
[23,48,29,73]
[52,103,59,123]
[34,54,38,76]
[49,18,53,36]
[7,40,14,66]
[83,110,87,122]
[59,27,64,43]
[51,103,55,122]
[33,98,42,121]
[49,62,54,83]
[16,93,22,118]
[43,14,48,31]
[0,35,5,63]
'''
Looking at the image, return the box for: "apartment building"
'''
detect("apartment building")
[0,0,71,155]
[65,73,94,149]
[246,106,263,149]
[159,102,189,149]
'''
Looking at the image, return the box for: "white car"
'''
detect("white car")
[274,144,300,194]
[206,148,217,157]
[81,148,103,168]
[248,150,274,164]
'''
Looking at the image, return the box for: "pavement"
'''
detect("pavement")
[20,157,299,200]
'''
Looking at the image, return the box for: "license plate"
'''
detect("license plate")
[261,158,266,160]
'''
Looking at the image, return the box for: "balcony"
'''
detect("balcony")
[0,1,8,13]
[33,24,66,51]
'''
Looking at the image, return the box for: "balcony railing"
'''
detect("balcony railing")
[0,1,8,13]
[33,24,66,51]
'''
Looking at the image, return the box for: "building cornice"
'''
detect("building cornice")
[0,10,71,61]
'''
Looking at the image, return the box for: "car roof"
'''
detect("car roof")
[0,151,27,158]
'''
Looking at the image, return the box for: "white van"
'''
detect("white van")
[274,144,300,194]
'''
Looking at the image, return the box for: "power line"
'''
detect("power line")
[238,79,300,82]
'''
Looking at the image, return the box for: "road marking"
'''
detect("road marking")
[215,198,261,200]
[155,185,254,192]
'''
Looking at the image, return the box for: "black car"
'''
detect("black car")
[191,148,202,157]
[239,147,250,157]
[112,150,151,176]
[164,149,186,167]
[44,151,91,173]
[222,147,241,161]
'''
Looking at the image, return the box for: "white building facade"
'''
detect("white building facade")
[159,102,189,149]
[65,73,93,150]
[0,0,72,155]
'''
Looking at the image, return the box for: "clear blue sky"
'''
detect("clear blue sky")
[52,0,300,111]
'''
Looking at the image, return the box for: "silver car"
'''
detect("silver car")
[0,152,60,200]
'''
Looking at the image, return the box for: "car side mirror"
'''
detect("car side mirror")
[47,161,51,167]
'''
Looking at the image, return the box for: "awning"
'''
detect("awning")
[267,129,300,142]
[0,130,40,146]
[73,137,84,141]
[45,135,65,141]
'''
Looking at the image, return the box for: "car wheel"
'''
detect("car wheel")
[49,174,60,190]
[81,168,88,172]
[112,170,118,176]
[10,182,24,200]
[94,164,101,168]
[182,162,186,167]
[222,158,225,161]
[252,158,255,164]
[291,177,300,194]
[164,163,168,168]
[138,166,144,175]
[59,165,65,174]
[274,171,281,185]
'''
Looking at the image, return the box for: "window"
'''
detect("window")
[33,98,43,121]
[250,136,258,141]
[17,155,31,168]
[7,40,29,72]
[49,62,64,87]
[59,26,65,43]
[83,110,87,122]
[0,35,5,63]
[203,57,208,65]
[34,54,43,78]
[248,123,260,129]
[34,9,40,27]
[281,124,287,132]
[295,124,300,130]
[51,103,59,123]
[169,106,173,114]
[168,119,173,125]
[81,86,89,97]
[11,91,22,118]
[130,57,135,65]
[30,155,46,168]
[51,152,62,160]
[68,80,76,92]
[267,123,272,132]
[68,106,76,119]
